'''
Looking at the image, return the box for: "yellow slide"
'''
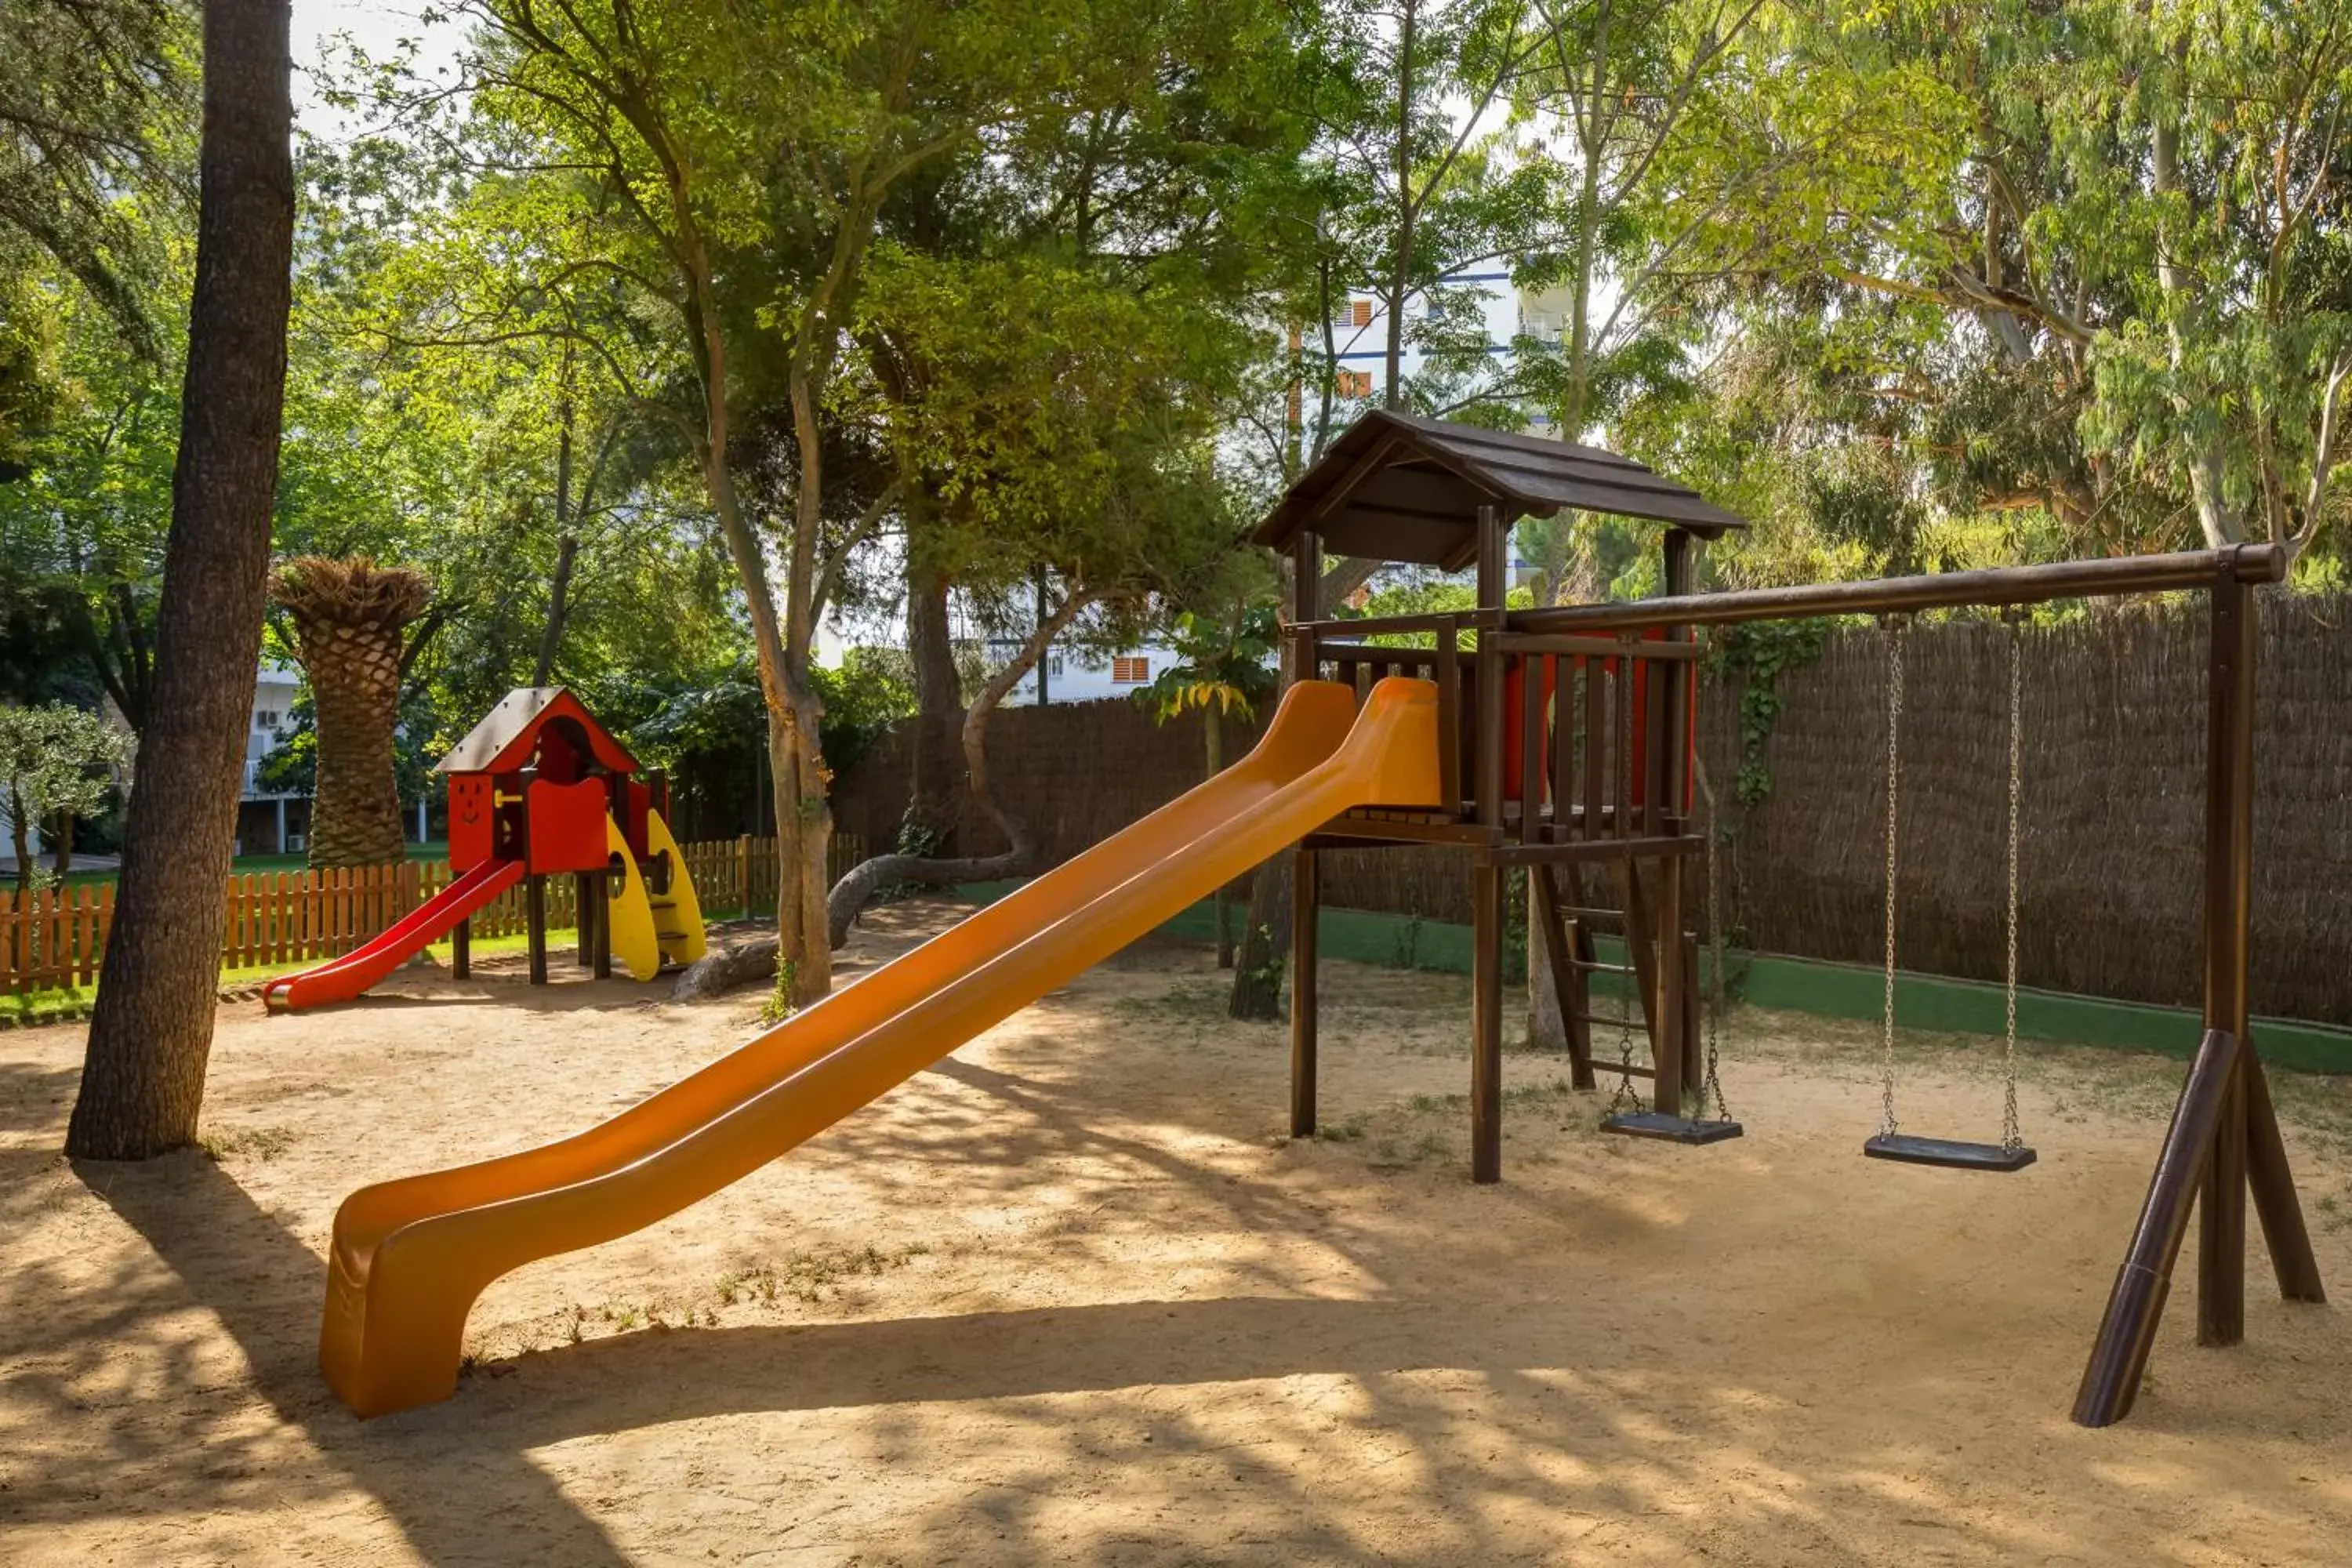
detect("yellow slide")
[320,677,1439,1417]
[644,808,706,966]
[601,816,664,980]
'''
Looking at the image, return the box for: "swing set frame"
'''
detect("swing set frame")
[1254,411,2325,1430]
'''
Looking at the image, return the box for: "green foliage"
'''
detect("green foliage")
[762,958,798,1025]
[1708,619,1832,808]
[1132,605,1282,726]
[0,0,195,362]
[815,652,920,775]
[621,652,917,803]
[0,702,125,887]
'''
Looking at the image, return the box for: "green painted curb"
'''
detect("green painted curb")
[945,880,2352,1075]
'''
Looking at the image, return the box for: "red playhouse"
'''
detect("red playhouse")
[262,688,706,1011]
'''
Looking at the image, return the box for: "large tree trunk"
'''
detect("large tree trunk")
[299,619,408,867]
[1229,555,1302,1021]
[67,0,292,1160]
[772,673,833,1004]
[904,535,964,845]
[1227,855,1291,1020]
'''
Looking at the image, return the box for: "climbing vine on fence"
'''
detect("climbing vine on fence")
[1708,618,1835,807]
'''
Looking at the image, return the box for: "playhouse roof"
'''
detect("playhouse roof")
[1250,409,1748,571]
[435,687,640,776]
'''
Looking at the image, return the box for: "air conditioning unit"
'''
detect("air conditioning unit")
[287,833,307,852]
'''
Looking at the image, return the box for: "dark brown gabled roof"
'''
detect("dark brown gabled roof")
[435,687,640,775]
[1250,409,1747,570]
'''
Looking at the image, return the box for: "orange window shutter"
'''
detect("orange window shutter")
[1351,299,1371,328]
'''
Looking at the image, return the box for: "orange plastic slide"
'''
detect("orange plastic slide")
[320,677,1439,1416]
[263,858,527,1013]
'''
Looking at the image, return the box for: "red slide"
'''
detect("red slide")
[263,859,526,1012]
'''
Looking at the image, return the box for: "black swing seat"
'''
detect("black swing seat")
[1864,1134,2036,1172]
[1602,1112,1744,1145]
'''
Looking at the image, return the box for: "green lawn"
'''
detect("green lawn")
[1,982,96,1028]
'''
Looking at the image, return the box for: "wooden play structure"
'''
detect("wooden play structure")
[1253,408,2324,1428]
[263,688,704,1011]
[314,413,2319,1432]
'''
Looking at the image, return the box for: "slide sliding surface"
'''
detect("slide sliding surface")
[321,677,1440,1417]
[263,859,527,1012]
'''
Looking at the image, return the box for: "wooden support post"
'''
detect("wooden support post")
[1617,862,1663,1058]
[1475,506,1505,829]
[591,872,612,980]
[1681,930,1703,1090]
[574,872,595,967]
[1290,846,1319,1138]
[2201,1070,2248,1345]
[2072,1028,2243,1426]
[451,916,470,980]
[1471,857,1504,1184]
[2198,568,2255,1346]
[1653,855,1686,1117]
[525,875,548,986]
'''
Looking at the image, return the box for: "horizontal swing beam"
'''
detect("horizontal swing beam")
[1512,544,2289,635]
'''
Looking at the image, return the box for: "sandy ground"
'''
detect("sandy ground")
[4,898,2351,1567]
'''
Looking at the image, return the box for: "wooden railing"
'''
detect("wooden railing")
[1,831,866,996]
[1305,613,1697,844]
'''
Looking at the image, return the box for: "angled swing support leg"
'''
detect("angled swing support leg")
[2072,1026,2241,1426]
[2243,1050,2327,1305]
[2074,561,2322,1427]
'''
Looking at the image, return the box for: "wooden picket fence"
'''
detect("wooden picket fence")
[1,831,866,996]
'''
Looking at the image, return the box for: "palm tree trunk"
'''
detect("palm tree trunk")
[68,0,292,1160]
[304,622,408,866]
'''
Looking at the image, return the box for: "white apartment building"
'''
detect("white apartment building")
[1324,274,1571,439]
[235,663,311,855]
[993,640,1187,706]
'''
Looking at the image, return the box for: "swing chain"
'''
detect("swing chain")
[1878,615,1905,1141]
[2002,611,2025,1153]
[1607,991,1643,1116]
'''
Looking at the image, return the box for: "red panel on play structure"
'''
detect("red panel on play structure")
[448,773,498,871]
[526,776,612,874]
[1501,633,1696,811]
